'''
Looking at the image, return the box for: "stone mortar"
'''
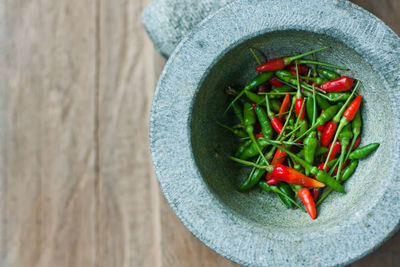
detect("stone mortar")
[149,0,400,266]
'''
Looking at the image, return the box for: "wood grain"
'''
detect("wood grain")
[0,0,398,267]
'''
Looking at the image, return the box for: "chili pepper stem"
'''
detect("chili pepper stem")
[344,134,359,162]
[316,188,333,206]
[248,131,268,163]
[227,154,273,171]
[285,46,330,64]
[249,48,262,65]
[297,59,349,70]
[324,122,345,167]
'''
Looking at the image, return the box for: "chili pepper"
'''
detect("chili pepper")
[335,124,353,180]
[256,46,329,72]
[246,90,267,105]
[278,93,291,121]
[298,188,316,219]
[243,102,268,162]
[297,59,349,70]
[315,95,331,110]
[317,68,341,80]
[294,105,339,142]
[327,92,352,102]
[235,140,252,157]
[295,98,306,120]
[272,85,293,93]
[225,72,274,114]
[316,110,326,132]
[265,95,284,134]
[216,122,247,138]
[320,82,360,147]
[259,182,307,212]
[232,101,244,125]
[348,143,380,159]
[332,160,349,176]
[266,148,287,181]
[326,141,341,161]
[288,64,309,75]
[311,188,320,202]
[279,183,295,208]
[272,164,325,188]
[303,131,317,176]
[267,177,280,185]
[270,78,284,87]
[320,76,354,92]
[255,105,274,139]
[239,138,269,160]
[318,162,329,172]
[306,96,317,123]
[340,160,358,182]
[299,76,327,85]
[324,93,362,166]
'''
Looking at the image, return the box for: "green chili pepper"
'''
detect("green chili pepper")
[303,131,317,176]
[225,72,274,114]
[232,101,244,125]
[349,143,380,159]
[255,105,274,139]
[315,95,331,110]
[306,96,316,123]
[272,85,293,93]
[235,140,252,157]
[299,76,328,85]
[278,183,294,208]
[327,92,352,102]
[317,68,341,80]
[335,124,353,180]
[245,91,265,105]
[239,138,269,159]
[340,160,358,182]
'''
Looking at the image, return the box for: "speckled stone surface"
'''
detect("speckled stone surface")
[141,0,233,58]
[149,0,400,266]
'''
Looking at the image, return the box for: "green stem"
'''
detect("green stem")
[287,46,330,62]
[297,59,349,70]
[249,48,262,65]
[227,155,272,170]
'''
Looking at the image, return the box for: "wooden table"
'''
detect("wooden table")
[1,0,399,266]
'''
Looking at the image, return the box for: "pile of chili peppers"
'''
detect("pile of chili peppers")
[221,47,380,220]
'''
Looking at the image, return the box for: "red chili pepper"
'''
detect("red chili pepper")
[266,177,280,185]
[272,164,325,188]
[326,141,341,161]
[266,148,287,181]
[347,136,361,151]
[258,83,268,92]
[256,47,329,72]
[269,78,284,87]
[288,64,308,75]
[320,76,354,92]
[343,95,362,120]
[298,188,317,220]
[295,98,305,120]
[270,117,283,134]
[320,121,338,147]
[278,93,291,121]
[332,160,350,176]
[316,110,326,132]
[318,162,329,172]
[311,188,320,202]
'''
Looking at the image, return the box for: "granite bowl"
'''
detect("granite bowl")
[149,0,400,266]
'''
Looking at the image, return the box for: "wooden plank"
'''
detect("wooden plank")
[0,1,97,267]
[97,0,161,266]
